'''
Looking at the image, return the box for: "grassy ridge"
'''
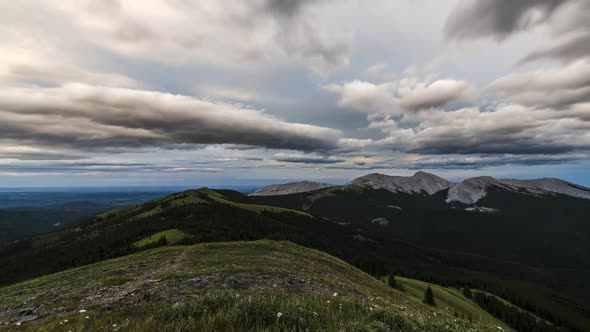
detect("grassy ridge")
[0,240,504,331]
[396,277,510,329]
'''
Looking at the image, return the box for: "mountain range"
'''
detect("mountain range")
[1,172,589,330]
[252,171,590,206]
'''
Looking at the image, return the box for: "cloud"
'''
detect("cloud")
[272,153,345,164]
[400,153,589,169]
[0,161,224,174]
[323,153,589,170]
[0,84,343,154]
[488,59,590,107]
[0,145,85,161]
[325,80,399,115]
[326,78,472,115]
[264,0,316,17]
[197,85,261,102]
[6,64,138,88]
[46,0,352,75]
[371,104,590,155]
[445,0,568,40]
[399,79,472,111]
[362,64,396,82]
[519,33,590,64]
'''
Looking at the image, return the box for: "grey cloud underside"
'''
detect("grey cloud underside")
[407,138,579,155]
[0,150,86,161]
[0,162,225,174]
[520,33,590,64]
[265,0,315,17]
[273,154,345,164]
[488,59,590,108]
[322,154,588,171]
[445,0,568,40]
[400,80,472,111]
[0,84,343,153]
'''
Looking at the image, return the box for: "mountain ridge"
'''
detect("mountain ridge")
[250,171,590,204]
[351,171,454,195]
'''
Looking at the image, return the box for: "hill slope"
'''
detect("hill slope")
[249,180,335,196]
[0,240,505,331]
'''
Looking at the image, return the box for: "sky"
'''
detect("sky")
[0,0,589,187]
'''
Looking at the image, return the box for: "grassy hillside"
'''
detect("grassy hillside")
[395,277,509,329]
[0,240,505,331]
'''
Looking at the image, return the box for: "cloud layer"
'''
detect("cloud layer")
[445,0,567,40]
[0,0,588,185]
[0,84,343,152]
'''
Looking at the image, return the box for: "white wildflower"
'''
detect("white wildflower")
[313,312,319,317]
[333,292,338,297]
[15,322,21,326]
[85,316,90,319]
[79,309,87,313]
[277,312,283,318]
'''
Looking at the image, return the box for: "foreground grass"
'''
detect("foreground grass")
[0,240,503,331]
[5,292,491,332]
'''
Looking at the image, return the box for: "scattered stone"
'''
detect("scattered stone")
[371,217,390,225]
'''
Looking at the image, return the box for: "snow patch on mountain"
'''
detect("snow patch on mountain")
[249,181,335,196]
[465,206,499,214]
[371,217,391,225]
[351,171,454,195]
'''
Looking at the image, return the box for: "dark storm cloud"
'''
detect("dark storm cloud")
[445,0,568,40]
[0,84,343,154]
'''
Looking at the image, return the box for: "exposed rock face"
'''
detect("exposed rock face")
[446,176,590,204]
[249,181,335,196]
[351,171,454,195]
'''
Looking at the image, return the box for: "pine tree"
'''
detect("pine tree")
[463,286,472,298]
[424,285,436,305]
[388,273,397,289]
